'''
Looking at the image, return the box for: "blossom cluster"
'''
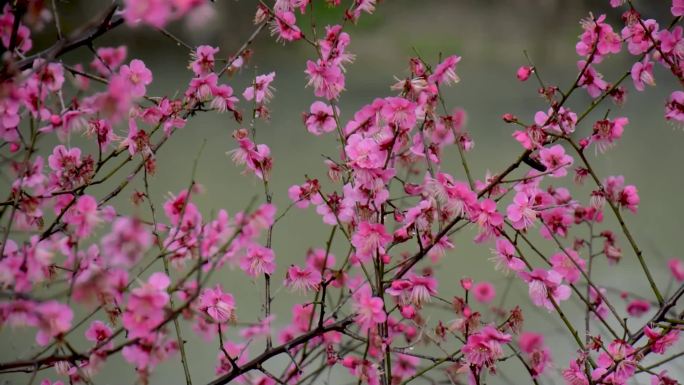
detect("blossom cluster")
[0,1,683,385]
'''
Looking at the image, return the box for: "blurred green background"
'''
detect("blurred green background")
[2,1,683,384]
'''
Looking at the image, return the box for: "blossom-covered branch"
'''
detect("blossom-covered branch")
[0,1,683,385]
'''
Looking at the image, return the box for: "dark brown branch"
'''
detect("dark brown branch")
[206,315,354,385]
[8,4,123,72]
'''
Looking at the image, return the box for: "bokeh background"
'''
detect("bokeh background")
[2,1,683,384]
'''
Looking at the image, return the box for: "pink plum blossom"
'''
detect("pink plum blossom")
[667,258,684,281]
[428,55,461,86]
[631,57,656,91]
[34,301,73,346]
[240,245,276,277]
[516,66,533,81]
[285,265,321,293]
[198,285,236,323]
[461,325,511,368]
[539,144,573,177]
[305,101,338,135]
[120,59,153,98]
[64,195,100,239]
[490,238,526,272]
[519,268,571,310]
[472,281,496,303]
[507,191,539,230]
[352,284,386,331]
[101,217,153,267]
[351,221,392,262]
[243,72,276,104]
[550,248,585,284]
[665,91,684,123]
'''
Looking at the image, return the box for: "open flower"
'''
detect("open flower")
[199,285,236,323]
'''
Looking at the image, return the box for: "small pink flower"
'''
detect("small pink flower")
[519,332,552,377]
[122,332,178,371]
[519,268,571,310]
[352,0,377,19]
[550,248,585,284]
[228,133,273,180]
[519,332,544,354]
[472,281,496,303]
[315,188,355,225]
[490,238,526,272]
[186,73,218,101]
[622,19,659,55]
[563,359,589,385]
[288,179,321,209]
[393,353,420,378]
[341,356,380,385]
[285,265,321,293]
[507,191,539,230]
[122,272,170,338]
[535,107,577,135]
[243,72,276,104]
[644,326,680,354]
[120,59,153,98]
[513,124,546,150]
[305,101,338,135]
[85,320,113,345]
[96,73,134,121]
[667,258,684,281]
[626,299,650,317]
[305,59,345,100]
[658,26,683,55]
[460,277,473,291]
[351,221,392,262]
[240,245,276,277]
[306,248,336,271]
[123,0,172,28]
[444,180,478,219]
[352,284,386,331]
[381,97,417,130]
[34,301,73,346]
[428,55,461,86]
[198,285,236,323]
[631,57,655,91]
[90,46,127,76]
[576,14,621,60]
[385,273,437,307]
[461,325,511,368]
[665,91,684,124]
[64,195,100,239]
[617,184,639,213]
[271,11,303,42]
[210,84,238,113]
[539,144,573,177]
[594,339,637,384]
[215,340,249,376]
[578,62,608,97]
[345,133,386,170]
[101,217,153,267]
[516,66,533,81]
[652,371,677,385]
[190,45,219,76]
[32,59,65,92]
[473,199,503,242]
[591,117,628,153]
[674,0,684,16]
